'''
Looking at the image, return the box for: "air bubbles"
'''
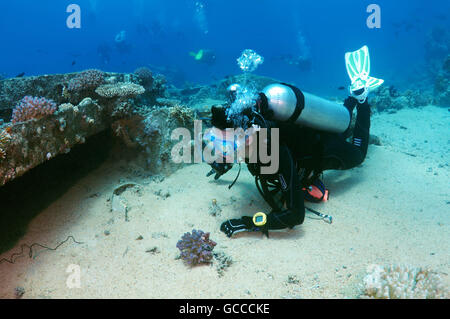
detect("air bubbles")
[226,86,258,129]
[194,1,209,35]
[237,49,264,73]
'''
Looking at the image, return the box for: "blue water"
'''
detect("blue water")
[0,0,449,95]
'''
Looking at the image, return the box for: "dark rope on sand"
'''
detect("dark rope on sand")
[0,236,83,265]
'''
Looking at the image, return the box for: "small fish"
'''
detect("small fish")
[338,86,345,91]
[71,60,76,66]
[16,72,25,78]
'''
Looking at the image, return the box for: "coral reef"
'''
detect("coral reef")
[95,82,145,98]
[111,117,141,148]
[67,69,105,92]
[208,198,222,216]
[0,96,113,186]
[368,87,434,112]
[213,251,233,277]
[0,73,104,112]
[134,67,154,87]
[150,74,168,98]
[12,96,57,124]
[0,70,181,186]
[166,73,280,113]
[369,52,449,111]
[362,264,448,299]
[132,105,194,174]
[434,55,450,107]
[129,72,167,106]
[0,129,11,160]
[425,26,450,76]
[176,229,217,266]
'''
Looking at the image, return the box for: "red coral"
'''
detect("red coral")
[12,96,57,124]
[68,69,105,92]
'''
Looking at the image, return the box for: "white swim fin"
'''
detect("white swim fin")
[345,45,384,103]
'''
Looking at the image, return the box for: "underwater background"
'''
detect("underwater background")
[1,0,449,95]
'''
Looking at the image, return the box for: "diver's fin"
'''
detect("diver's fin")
[189,50,204,61]
[346,45,384,94]
[345,45,370,82]
[366,76,384,91]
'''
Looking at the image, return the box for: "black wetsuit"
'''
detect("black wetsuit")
[248,96,371,230]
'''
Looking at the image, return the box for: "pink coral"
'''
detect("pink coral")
[68,69,105,92]
[12,96,57,124]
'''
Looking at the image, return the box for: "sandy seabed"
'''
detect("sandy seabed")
[0,105,449,299]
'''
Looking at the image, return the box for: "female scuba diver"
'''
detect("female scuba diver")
[204,46,384,238]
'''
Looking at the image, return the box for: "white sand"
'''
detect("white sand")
[0,105,449,299]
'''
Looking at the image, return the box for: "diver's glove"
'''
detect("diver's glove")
[206,161,233,180]
[220,214,269,238]
[220,217,254,238]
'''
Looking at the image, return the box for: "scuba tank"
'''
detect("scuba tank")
[260,83,351,134]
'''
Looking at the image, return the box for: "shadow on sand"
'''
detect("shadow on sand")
[0,130,113,255]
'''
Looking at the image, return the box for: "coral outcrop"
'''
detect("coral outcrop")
[362,264,448,299]
[95,82,145,98]
[134,67,154,87]
[176,229,217,265]
[425,26,450,76]
[0,129,10,160]
[0,97,111,186]
[67,69,105,92]
[0,69,173,186]
[131,104,195,174]
[368,86,434,112]
[434,54,450,107]
[11,96,57,124]
[165,73,280,115]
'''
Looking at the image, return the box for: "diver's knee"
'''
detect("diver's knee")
[346,153,366,169]
[293,209,305,226]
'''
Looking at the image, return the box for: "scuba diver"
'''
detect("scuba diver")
[204,46,384,238]
[189,49,217,66]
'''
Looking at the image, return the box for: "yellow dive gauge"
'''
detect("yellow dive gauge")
[252,212,267,227]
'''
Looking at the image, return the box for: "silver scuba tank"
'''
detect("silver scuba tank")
[261,83,351,133]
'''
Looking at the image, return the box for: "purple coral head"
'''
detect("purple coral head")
[134,67,153,86]
[68,69,105,92]
[176,229,217,266]
[12,96,57,124]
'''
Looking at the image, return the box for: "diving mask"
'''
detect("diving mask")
[203,126,258,164]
